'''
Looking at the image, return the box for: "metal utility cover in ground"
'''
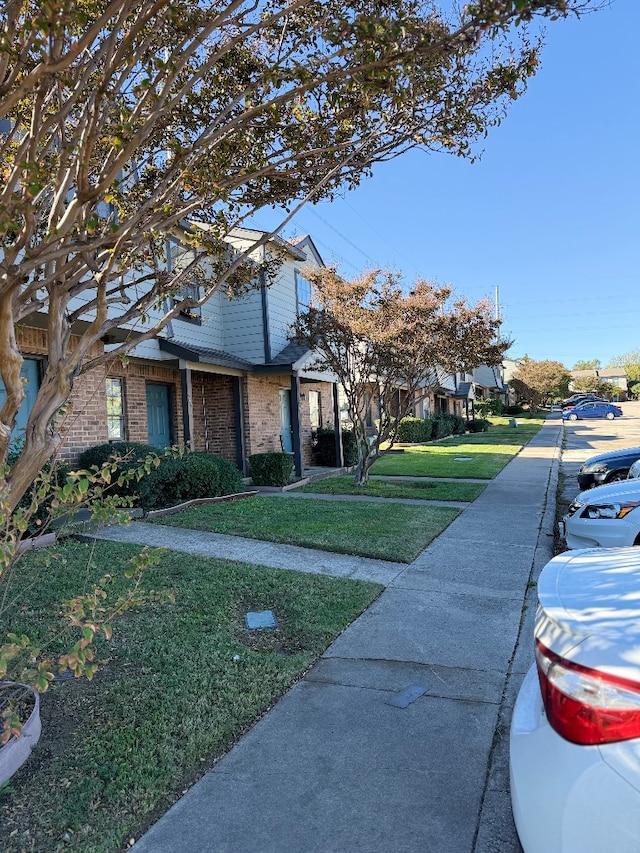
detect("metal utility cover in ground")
[245,610,278,629]
[387,684,427,708]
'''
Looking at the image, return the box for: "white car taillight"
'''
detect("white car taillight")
[535,640,640,745]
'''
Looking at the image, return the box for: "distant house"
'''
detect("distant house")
[597,368,628,400]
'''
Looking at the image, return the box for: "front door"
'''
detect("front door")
[146,383,171,448]
[279,389,293,453]
[0,358,40,444]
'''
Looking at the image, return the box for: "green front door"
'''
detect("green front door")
[0,358,41,444]
[146,383,171,448]
[279,389,293,453]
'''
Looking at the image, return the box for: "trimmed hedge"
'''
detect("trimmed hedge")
[504,405,524,415]
[432,413,466,440]
[77,443,242,509]
[249,452,294,487]
[77,441,159,498]
[136,451,242,510]
[397,417,433,443]
[311,427,359,466]
[467,418,490,433]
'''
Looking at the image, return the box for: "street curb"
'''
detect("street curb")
[473,418,563,853]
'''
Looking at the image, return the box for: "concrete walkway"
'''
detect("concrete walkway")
[93,418,562,853]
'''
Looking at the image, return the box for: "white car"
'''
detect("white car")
[510,547,640,853]
[559,477,640,549]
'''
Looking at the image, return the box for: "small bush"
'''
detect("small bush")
[475,398,505,417]
[432,413,457,440]
[249,452,294,487]
[137,455,185,510]
[312,427,359,466]
[504,405,524,415]
[137,451,243,510]
[78,442,159,498]
[397,417,433,443]
[450,414,467,435]
[467,418,490,433]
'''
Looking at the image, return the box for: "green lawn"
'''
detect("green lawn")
[150,496,460,562]
[0,540,383,853]
[372,418,544,479]
[296,476,486,502]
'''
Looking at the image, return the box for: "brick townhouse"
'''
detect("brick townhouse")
[7,230,342,477]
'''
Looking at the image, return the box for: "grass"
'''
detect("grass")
[296,476,486,502]
[0,539,383,853]
[149,496,460,562]
[372,417,545,479]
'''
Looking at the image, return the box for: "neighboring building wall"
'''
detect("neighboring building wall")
[190,372,238,462]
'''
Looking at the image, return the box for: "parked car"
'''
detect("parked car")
[562,400,622,421]
[559,477,640,548]
[510,547,640,853]
[560,393,599,409]
[577,446,640,489]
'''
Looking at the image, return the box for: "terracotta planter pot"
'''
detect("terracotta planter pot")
[0,683,42,785]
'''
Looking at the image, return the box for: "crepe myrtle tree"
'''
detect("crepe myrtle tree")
[292,267,509,485]
[509,357,571,409]
[0,0,600,512]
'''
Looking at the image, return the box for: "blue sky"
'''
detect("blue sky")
[252,0,639,370]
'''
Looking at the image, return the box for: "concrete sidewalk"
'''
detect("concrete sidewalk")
[96,419,562,853]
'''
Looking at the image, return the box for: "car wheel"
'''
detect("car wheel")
[569,413,578,421]
[606,412,615,420]
[607,471,627,483]
[634,532,640,546]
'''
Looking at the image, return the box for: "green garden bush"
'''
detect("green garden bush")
[249,452,294,486]
[78,441,159,497]
[504,405,524,415]
[312,427,359,466]
[397,417,433,443]
[78,443,242,510]
[432,413,460,440]
[137,451,243,510]
[466,418,490,433]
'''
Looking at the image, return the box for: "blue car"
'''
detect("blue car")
[562,400,623,421]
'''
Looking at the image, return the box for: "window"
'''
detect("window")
[169,241,201,321]
[309,390,322,429]
[106,378,126,439]
[295,270,312,313]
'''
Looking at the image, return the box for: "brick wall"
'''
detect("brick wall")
[243,374,335,468]
[15,325,184,464]
[190,372,237,463]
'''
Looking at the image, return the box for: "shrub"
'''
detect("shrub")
[78,442,159,498]
[136,455,185,510]
[504,405,524,415]
[450,414,467,435]
[249,452,294,486]
[137,451,243,510]
[432,413,458,440]
[475,398,504,417]
[397,417,433,443]
[312,427,359,466]
[467,418,490,433]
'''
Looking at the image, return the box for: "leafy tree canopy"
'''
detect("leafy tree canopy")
[608,350,640,381]
[0,0,598,507]
[510,358,570,408]
[292,267,509,483]
[572,359,601,370]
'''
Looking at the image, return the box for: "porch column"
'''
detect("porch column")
[333,382,344,467]
[179,360,194,450]
[232,376,246,474]
[290,373,303,478]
